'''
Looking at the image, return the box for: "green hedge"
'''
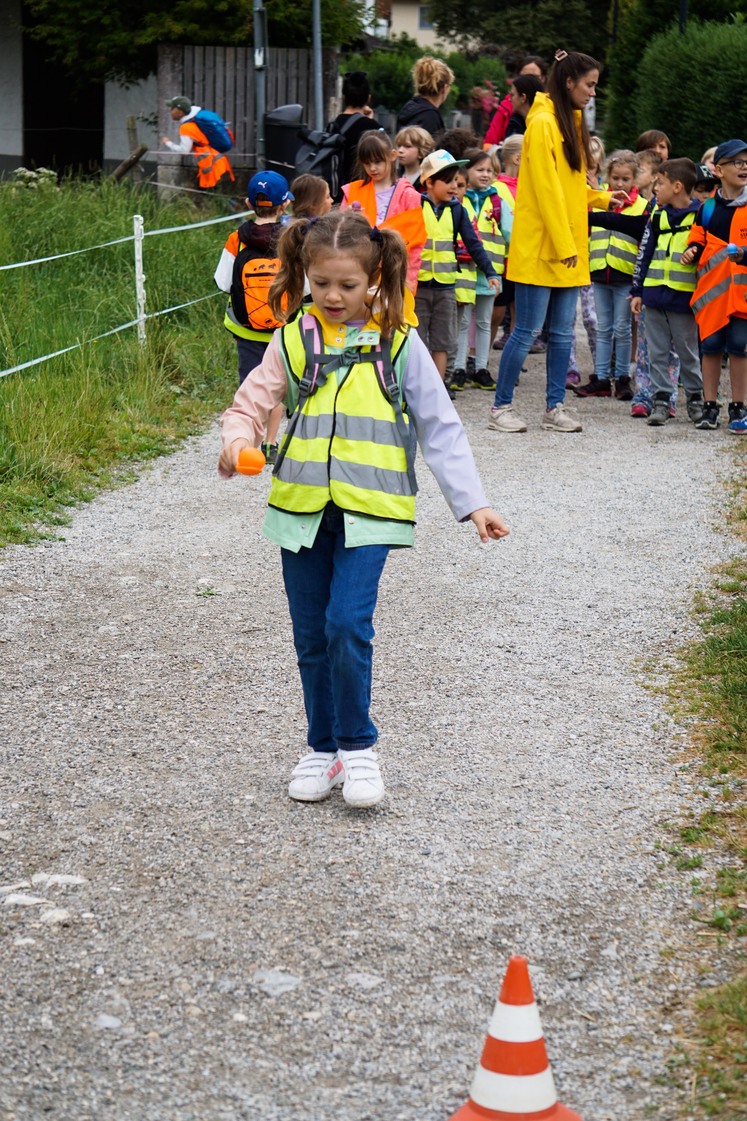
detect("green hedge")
[615,19,747,156]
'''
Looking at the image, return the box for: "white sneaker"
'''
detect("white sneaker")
[288,752,344,802]
[337,748,385,808]
[541,403,582,432]
[487,405,528,432]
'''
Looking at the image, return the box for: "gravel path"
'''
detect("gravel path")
[0,354,739,1121]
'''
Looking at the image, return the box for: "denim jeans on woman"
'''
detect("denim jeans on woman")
[493,282,580,410]
[281,504,390,755]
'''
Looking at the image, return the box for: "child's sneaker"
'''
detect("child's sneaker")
[337,748,385,808]
[695,403,721,430]
[686,394,704,424]
[493,326,510,350]
[729,415,747,435]
[728,401,747,424]
[614,376,633,400]
[451,368,467,391]
[572,375,611,397]
[288,752,344,802]
[565,369,581,388]
[647,397,670,426]
[471,368,496,390]
[630,402,650,418]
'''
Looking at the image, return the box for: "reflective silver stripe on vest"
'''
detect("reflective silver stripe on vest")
[277,455,413,496]
[455,276,477,291]
[667,268,696,287]
[692,274,734,315]
[425,239,454,252]
[286,413,335,440]
[334,414,402,446]
[607,242,638,267]
[698,245,731,275]
[430,260,457,274]
[331,457,412,496]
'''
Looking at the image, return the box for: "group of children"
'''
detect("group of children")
[213,117,747,808]
[572,132,747,433]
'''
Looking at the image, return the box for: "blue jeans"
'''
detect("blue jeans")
[281,505,390,754]
[493,283,580,410]
[593,282,632,380]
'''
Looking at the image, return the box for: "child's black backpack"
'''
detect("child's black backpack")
[293,114,362,198]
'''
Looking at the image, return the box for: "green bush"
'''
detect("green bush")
[606,14,747,152]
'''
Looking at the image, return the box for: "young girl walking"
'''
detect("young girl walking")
[341,131,426,291]
[218,210,509,808]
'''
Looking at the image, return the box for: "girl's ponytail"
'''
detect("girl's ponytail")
[372,229,407,340]
[269,218,309,321]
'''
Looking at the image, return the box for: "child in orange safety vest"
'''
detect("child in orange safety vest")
[163,96,234,190]
[682,138,747,432]
[341,130,426,293]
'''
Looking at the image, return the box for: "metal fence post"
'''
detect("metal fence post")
[133,214,146,345]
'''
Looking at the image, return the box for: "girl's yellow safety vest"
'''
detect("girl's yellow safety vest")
[588,194,649,276]
[269,313,418,523]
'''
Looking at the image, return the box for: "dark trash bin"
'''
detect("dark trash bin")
[264,104,306,180]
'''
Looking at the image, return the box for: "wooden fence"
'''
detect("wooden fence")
[157,44,339,187]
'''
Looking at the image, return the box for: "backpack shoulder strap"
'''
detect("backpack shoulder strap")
[369,331,418,494]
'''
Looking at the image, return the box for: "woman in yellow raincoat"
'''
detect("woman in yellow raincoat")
[487,51,627,433]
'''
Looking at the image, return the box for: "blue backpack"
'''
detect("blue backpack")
[194,109,234,153]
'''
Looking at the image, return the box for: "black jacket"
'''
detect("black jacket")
[396,97,444,138]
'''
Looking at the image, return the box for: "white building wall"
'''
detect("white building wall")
[389,0,438,47]
[104,76,159,162]
[0,0,24,165]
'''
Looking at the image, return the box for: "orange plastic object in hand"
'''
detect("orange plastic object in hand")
[236,447,266,475]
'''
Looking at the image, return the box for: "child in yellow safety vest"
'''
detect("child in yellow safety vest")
[214,171,294,462]
[452,148,509,391]
[415,149,501,400]
[630,158,705,428]
[218,210,509,808]
[576,149,651,401]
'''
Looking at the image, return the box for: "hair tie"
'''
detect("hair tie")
[370,227,384,246]
[350,200,363,211]
[554,49,568,61]
[300,216,320,235]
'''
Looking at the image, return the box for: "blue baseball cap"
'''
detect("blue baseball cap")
[713,139,747,165]
[247,171,294,207]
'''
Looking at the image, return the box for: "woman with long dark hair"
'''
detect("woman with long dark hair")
[487,51,628,433]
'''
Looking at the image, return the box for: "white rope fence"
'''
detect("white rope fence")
[0,208,251,378]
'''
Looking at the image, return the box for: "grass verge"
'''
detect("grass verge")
[670,444,747,1118]
[0,178,237,545]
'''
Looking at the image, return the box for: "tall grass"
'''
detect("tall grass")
[0,178,238,544]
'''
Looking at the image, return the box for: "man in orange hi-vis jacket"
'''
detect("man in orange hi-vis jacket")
[162,96,234,190]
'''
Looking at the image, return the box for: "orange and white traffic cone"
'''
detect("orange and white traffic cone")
[448,954,581,1120]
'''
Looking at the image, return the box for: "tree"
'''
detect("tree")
[23,0,367,86]
[426,0,613,66]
